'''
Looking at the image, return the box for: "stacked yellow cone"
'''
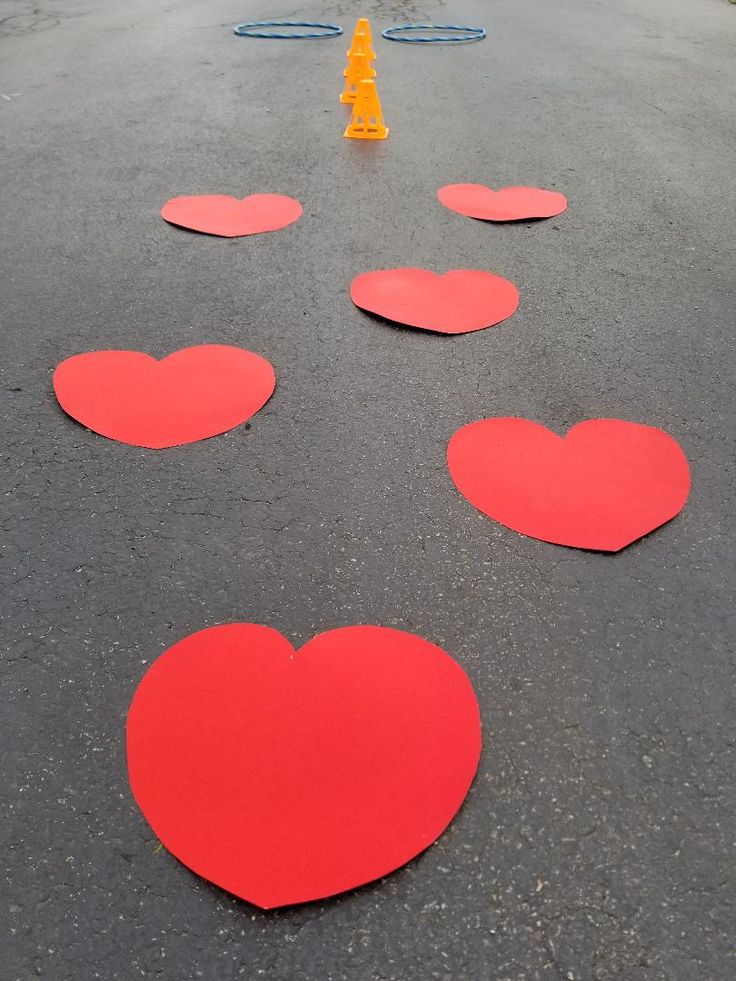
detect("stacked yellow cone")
[344,80,389,140]
[340,49,375,105]
[342,18,388,140]
[348,17,376,64]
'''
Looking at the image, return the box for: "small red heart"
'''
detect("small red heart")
[438,184,567,222]
[160,193,302,237]
[53,345,275,449]
[448,418,690,551]
[351,268,519,335]
[127,623,481,909]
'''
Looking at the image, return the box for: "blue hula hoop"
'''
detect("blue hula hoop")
[382,23,486,44]
[233,20,343,39]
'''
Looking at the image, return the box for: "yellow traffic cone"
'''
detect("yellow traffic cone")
[344,31,374,70]
[344,79,389,140]
[340,49,376,104]
[349,18,376,62]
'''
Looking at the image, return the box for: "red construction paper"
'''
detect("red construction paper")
[53,345,275,449]
[160,194,302,237]
[437,184,567,222]
[127,623,481,909]
[447,418,690,551]
[351,268,519,335]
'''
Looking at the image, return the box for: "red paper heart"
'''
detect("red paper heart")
[127,623,481,909]
[53,345,275,449]
[160,194,302,237]
[438,184,567,222]
[351,268,519,334]
[447,418,690,551]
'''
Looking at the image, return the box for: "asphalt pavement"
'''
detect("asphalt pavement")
[2,0,735,978]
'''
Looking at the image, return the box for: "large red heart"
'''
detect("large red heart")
[447,418,690,551]
[438,184,567,222]
[351,268,519,334]
[53,345,275,449]
[160,193,302,237]
[126,623,481,909]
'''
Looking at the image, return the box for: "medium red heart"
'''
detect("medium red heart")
[160,193,302,237]
[53,345,275,449]
[438,184,567,222]
[351,268,519,334]
[447,418,690,551]
[127,623,481,909]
